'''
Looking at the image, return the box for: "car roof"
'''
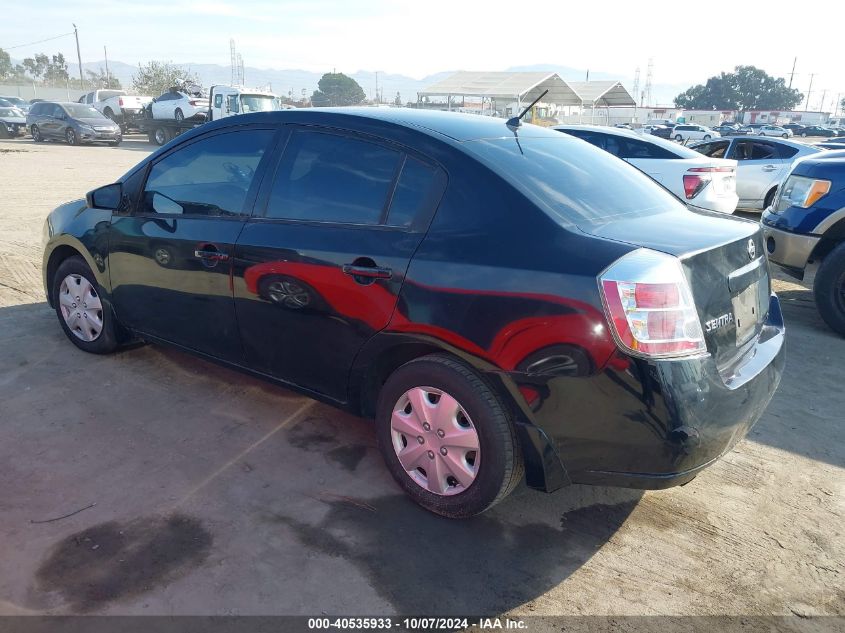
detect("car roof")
[201,107,567,143]
[553,123,705,158]
[690,135,820,152]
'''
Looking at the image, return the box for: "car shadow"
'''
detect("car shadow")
[2,301,643,615]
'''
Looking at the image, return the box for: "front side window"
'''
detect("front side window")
[227,95,239,113]
[141,130,274,216]
[266,129,401,224]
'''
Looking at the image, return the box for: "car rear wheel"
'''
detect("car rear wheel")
[31,125,44,142]
[703,134,711,140]
[782,133,788,138]
[52,256,119,354]
[375,354,523,518]
[174,108,184,122]
[65,129,78,146]
[150,127,169,146]
[814,242,845,337]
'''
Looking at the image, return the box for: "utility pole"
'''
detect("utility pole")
[788,57,796,89]
[375,71,379,104]
[819,89,827,113]
[104,45,110,88]
[805,73,816,111]
[73,23,84,89]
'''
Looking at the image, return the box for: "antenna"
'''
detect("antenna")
[237,53,244,85]
[507,89,548,128]
[644,58,654,107]
[632,67,640,109]
[230,39,237,85]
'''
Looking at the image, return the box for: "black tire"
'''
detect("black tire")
[52,256,119,354]
[675,134,683,141]
[814,242,845,337]
[65,128,78,146]
[703,134,711,140]
[375,354,523,518]
[151,127,169,146]
[763,187,778,211]
[174,108,184,122]
[31,125,44,142]
[782,133,788,138]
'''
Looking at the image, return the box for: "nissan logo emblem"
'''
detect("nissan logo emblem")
[747,238,756,260]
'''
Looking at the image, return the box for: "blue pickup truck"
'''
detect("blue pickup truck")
[762,150,845,335]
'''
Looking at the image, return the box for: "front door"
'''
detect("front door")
[109,127,278,361]
[233,126,445,401]
[728,139,785,207]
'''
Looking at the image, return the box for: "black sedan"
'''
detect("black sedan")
[798,125,837,137]
[42,109,785,518]
[712,124,750,136]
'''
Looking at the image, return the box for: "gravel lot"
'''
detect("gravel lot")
[0,135,842,621]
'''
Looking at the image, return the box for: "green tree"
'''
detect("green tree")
[311,72,365,107]
[132,60,199,97]
[674,66,802,112]
[84,68,122,89]
[0,48,12,80]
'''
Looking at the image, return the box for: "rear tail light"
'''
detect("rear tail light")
[118,98,124,106]
[599,249,706,358]
[682,166,734,199]
[189,100,198,106]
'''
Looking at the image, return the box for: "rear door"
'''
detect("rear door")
[109,126,278,361]
[233,126,446,401]
[728,139,784,207]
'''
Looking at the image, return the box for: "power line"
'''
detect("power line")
[3,31,74,50]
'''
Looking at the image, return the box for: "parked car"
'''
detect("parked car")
[42,109,784,517]
[0,95,30,113]
[798,126,837,138]
[613,123,633,129]
[815,137,845,149]
[641,124,672,139]
[783,123,806,135]
[0,106,26,137]
[713,124,750,136]
[672,124,719,142]
[555,124,738,214]
[690,136,822,211]
[78,89,152,128]
[741,123,765,134]
[758,125,792,138]
[26,101,122,146]
[762,150,845,335]
[150,86,209,122]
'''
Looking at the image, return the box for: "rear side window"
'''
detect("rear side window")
[140,129,274,216]
[617,137,678,159]
[731,141,778,160]
[694,140,730,158]
[266,129,401,224]
[777,144,800,159]
[385,157,440,228]
[466,136,686,229]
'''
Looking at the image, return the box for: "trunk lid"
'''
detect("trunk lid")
[584,210,769,367]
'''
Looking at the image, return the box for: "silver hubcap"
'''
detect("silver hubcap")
[267,280,310,308]
[155,129,166,144]
[390,387,480,496]
[58,274,103,342]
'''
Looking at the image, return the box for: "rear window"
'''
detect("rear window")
[97,90,124,101]
[465,136,686,230]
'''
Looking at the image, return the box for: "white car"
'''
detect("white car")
[555,125,738,214]
[150,89,209,122]
[78,89,152,126]
[690,136,822,211]
[672,124,720,142]
[757,125,792,138]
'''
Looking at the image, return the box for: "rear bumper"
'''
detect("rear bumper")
[509,294,785,491]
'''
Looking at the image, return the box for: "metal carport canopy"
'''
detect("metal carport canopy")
[567,81,636,107]
[418,71,582,105]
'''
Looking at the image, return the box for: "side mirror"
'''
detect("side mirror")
[86,183,123,210]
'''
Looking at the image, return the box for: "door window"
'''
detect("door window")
[227,95,239,113]
[214,94,223,108]
[694,140,730,158]
[140,130,274,216]
[731,140,778,161]
[266,129,401,224]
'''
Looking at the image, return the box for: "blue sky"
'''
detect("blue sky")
[1,0,842,111]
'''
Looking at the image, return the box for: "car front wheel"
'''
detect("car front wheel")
[375,354,523,518]
[31,125,44,142]
[814,242,845,337]
[65,129,78,145]
[53,256,119,353]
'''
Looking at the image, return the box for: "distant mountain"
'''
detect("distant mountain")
[11,57,684,105]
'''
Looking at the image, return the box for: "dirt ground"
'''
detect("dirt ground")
[0,135,842,622]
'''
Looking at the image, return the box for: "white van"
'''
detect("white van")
[208,86,280,121]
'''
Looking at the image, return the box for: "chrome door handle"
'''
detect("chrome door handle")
[194,249,230,261]
[762,165,777,171]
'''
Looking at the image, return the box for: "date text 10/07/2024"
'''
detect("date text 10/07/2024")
[307,617,528,630]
